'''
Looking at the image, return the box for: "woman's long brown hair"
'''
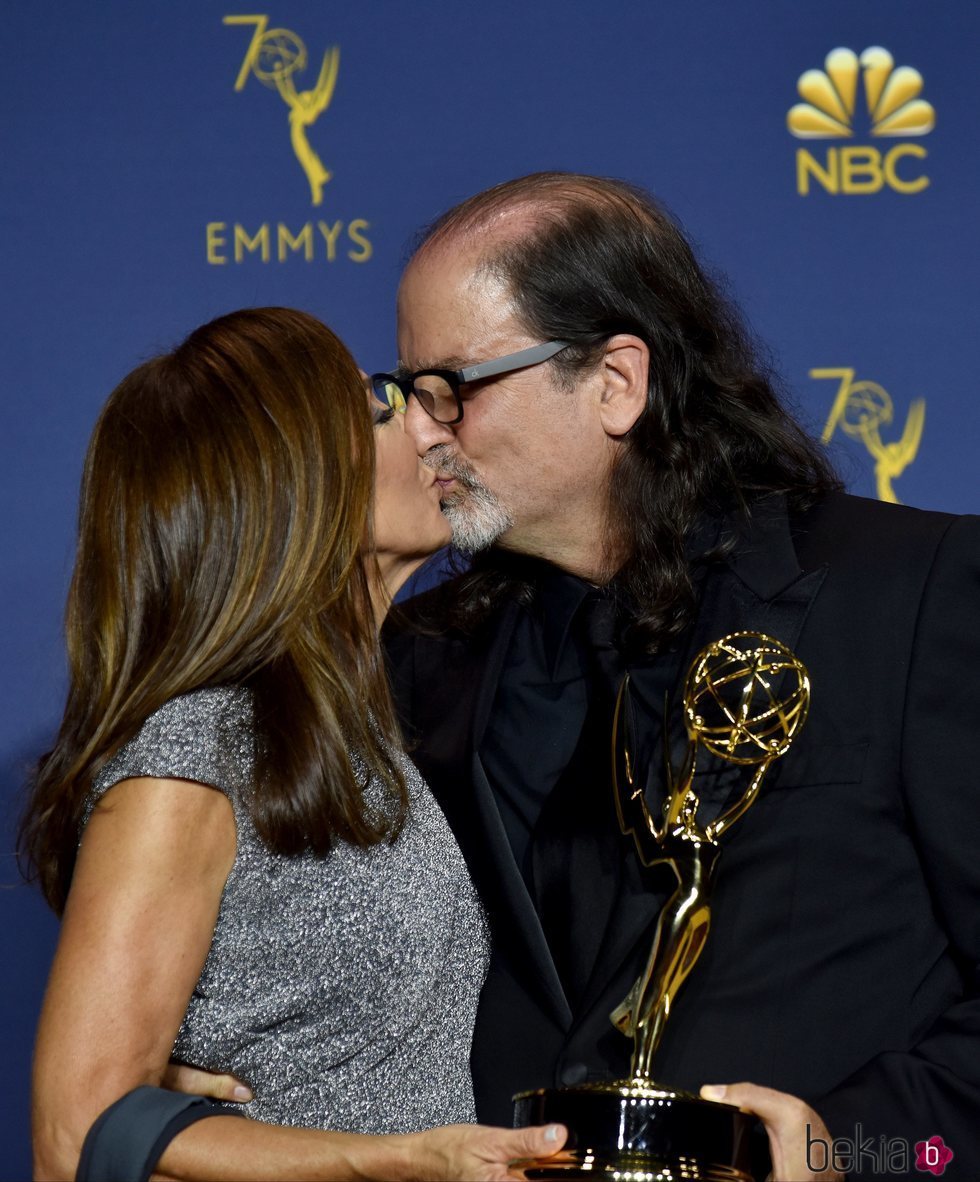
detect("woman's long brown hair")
[20,307,408,913]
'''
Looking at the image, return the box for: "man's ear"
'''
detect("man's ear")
[596,335,649,437]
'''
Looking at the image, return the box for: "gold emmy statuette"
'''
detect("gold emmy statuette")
[514,632,810,1180]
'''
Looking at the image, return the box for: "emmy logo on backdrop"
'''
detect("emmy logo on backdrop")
[206,15,369,268]
[514,633,811,1180]
[812,367,925,504]
[224,14,339,206]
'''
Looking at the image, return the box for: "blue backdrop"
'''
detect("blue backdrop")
[3,2,978,1175]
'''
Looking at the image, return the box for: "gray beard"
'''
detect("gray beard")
[423,446,513,555]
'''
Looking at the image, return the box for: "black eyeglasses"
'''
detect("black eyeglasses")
[370,340,569,425]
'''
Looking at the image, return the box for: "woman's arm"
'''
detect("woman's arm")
[32,774,237,1179]
[154,1116,564,1181]
[33,776,563,1181]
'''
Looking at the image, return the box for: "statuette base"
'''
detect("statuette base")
[513,1080,754,1181]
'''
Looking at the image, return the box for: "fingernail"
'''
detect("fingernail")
[233,1085,253,1101]
[545,1124,561,1142]
[701,1085,727,1101]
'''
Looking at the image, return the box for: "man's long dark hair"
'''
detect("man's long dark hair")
[413,172,841,650]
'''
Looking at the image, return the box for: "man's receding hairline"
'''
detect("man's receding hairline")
[411,173,658,276]
[415,177,619,253]
[413,199,547,273]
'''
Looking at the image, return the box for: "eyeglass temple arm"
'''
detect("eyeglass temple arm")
[456,340,569,383]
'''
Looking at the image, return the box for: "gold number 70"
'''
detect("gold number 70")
[810,368,857,444]
[223,14,270,91]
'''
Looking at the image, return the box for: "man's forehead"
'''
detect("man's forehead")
[397,250,521,369]
[398,247,491,309]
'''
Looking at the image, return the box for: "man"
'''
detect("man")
[378,174,980,1180]
[177,174,977,1180]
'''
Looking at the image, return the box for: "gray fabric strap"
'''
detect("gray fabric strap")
[76,1085,243,1182]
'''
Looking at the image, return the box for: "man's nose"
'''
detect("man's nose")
[404,397,455,456]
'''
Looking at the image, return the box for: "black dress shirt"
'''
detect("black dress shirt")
[479,559,687,913]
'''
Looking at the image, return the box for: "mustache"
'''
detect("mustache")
[421,445,484,490]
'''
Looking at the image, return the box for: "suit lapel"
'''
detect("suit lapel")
[471,753,573,1026]
[412,599,573,1030]
[664,496,827,792]
[573,495,828,1031]
[404,598,519,776]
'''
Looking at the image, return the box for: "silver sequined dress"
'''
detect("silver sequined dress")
[87,685,489,1133]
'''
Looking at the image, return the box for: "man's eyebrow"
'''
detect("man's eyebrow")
[399,355,473,373]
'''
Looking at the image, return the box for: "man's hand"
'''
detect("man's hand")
[700,1082,843,1182]
[162,1062,253,1103]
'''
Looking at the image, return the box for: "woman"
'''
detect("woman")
[21,308,563,1180]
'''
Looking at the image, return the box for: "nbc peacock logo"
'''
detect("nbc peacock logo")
[788,47,935,196]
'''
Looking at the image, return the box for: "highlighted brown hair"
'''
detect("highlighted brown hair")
[20,307,407,913]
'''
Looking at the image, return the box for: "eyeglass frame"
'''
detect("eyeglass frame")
[370,339,570,425]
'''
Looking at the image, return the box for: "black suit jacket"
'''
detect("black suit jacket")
[384,493,980,1177]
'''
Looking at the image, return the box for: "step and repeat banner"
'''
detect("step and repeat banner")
[2,2,977,1173]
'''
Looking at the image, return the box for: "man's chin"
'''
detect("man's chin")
[448,532,496,558]
[445,508,511,556]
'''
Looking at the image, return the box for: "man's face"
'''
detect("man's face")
[396,241,612,562]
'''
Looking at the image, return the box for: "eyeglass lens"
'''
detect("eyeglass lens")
[412,373,458,423]
[375,379,408,414]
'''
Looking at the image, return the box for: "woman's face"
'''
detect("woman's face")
[369,392,451,583]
